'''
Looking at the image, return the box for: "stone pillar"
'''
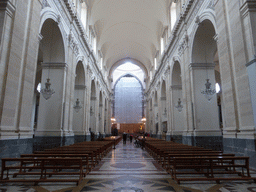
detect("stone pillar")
[189,63,220,135]
[246,59,256,135]
[98,103,104,136]
[90,96,97,139]
[35,63,68,137]
[189,63,222,150]
[170,85,184,143]
[73,85,86,142]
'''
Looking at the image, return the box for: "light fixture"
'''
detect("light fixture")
[141,117,146,122]
[201,79,216,101]
[163,108,167,115]
[111,117,116,122]
[40,78,55,100]
[175,98,183,112]
[90,106,94,116]
[73,98,82,113]
[40,22,55,100]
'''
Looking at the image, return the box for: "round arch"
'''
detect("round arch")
[189,11,217,63]
[40,9,68,62]
[109,58,149,78]
[113,73,144,90]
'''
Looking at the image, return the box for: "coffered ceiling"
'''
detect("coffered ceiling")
[87,0,170,74]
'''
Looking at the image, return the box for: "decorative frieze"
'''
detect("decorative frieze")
[68,34,79,56]
[178,34,189,56]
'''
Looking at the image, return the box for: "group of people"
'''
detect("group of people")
[122,132,133,144]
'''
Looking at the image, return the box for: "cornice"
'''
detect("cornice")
[0,0,16,18]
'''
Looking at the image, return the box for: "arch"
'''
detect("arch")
[40,19,65,63]
[109,58,148,77]
[90,80,96,97]
[190,12,217,63]
[40,9,68,62]
[161,80,167,98]
[113,73,144,90]
[75,61,85,86]
[171,61,182,86]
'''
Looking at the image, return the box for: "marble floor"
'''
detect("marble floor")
[1,141,256,192]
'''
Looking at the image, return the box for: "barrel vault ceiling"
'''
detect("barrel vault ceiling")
[87,0,170,74]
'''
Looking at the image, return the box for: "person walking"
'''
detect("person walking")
[130,134,133,143]
[123,132,127,144]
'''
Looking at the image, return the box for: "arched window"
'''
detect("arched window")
[170,2,177,30]
[80,2,87,29]
[161,37,164,55]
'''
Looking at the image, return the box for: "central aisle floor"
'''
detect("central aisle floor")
[71,141,256,192]
[1,140,256,191]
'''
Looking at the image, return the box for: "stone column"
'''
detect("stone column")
[35,63,67,137]
[189,63,222,149]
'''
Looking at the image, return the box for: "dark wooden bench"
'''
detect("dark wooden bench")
[0,157,84,185]
[168,156,256,184]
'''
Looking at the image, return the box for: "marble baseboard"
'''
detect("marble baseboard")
[74,135,86,143]
[183,136,223,151]
[223,138,256,169]
[33,136,74,151]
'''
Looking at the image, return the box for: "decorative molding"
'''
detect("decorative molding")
[41,62,68,69]
[75,85,86,90]
[42,0,51,9]
[178,34,189,56]
[38,34,43,44]
[240,1,256,19]
[170,85,182,90]
[0,0,16,18]
[91,96,97,100]
[68,34,79,56]
[213,34,218,43]
[189,63,215,70]
[207,0,215,10]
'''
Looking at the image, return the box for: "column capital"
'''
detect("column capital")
[75,85,86,90]
[170,85,182,90]
[189,63,215,70]
[41,62,68,69]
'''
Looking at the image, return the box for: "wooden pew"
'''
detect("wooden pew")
[1,157,84,185]
[168,156,256,184]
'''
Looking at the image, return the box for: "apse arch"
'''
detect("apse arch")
[109,58,148,78]
[113,73,144,90]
